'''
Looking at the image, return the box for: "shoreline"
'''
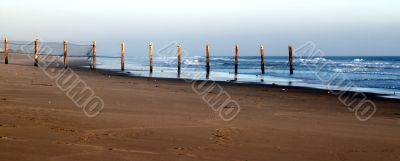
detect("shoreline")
[2,53,399,100]
[91,67,400,102]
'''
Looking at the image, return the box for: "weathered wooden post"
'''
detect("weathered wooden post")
[4,37,8,64]
[63,40,68,68]
[121,42,125,71]
[260,44,265,74]
[92,41,96,69]
[234,44,239,75]
[149,42,153,73]
[177,43,181,74]
[289,45,294,75]
[206,44,210,75]
[34,38,39,66]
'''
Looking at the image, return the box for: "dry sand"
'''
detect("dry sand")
[0,55,400,161]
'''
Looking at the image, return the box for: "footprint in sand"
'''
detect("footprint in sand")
[211,127,241,145]
[50,126,79,133]
[58,142,158,155]
[0,124,17,128]
[77,128,155,143]
[173,146,197,157]
[0,136,17,140]
[273,111,309,118]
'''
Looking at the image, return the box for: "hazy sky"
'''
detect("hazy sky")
[1,0,399,56]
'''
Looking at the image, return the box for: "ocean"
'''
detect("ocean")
[95,56,400,99]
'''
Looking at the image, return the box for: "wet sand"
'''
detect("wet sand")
[0,56,400,161]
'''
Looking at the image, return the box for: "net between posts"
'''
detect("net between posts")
[4,41,35,54]
[0,40,93,67]
[94,51,122,70]
[0,42,2,48]
[96,51,121,59]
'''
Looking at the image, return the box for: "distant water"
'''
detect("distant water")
[95,56,400,99]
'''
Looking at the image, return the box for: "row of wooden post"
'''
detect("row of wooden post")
[2,38,294,75]
[144,43,294,75]
[4,38,8,64]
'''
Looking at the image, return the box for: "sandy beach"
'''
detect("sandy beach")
[0,56,400,161]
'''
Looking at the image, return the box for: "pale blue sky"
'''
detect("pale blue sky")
[0,0,399,56]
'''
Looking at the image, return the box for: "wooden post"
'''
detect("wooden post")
[234,44,239,75]
[4,37,8,64]
[92,41,96,69]
[34,38,39,66]
[63,40,67,68]
[206,44,210,75]
[177,43,181,74]
[260,44,265,74]
[289,45,294,75]
[149,42,153,73]
[121,42,125,71]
